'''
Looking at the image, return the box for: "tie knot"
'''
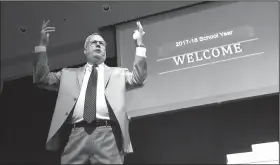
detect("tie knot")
[92,66,98,72]
[93,63,98,69]
[87,64,98,71]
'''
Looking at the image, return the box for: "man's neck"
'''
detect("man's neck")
[86,62,104,67]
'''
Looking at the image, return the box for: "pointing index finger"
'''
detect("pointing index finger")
[45,20,50,26]
[137,21,143,32]
[42,20,50,28]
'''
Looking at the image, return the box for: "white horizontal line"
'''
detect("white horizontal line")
[230,159,279,164]
[158,52,264,75]
[157,38,259,62]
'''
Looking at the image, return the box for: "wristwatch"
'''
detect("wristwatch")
[137,44,145,47]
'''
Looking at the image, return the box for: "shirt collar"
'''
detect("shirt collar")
[85,62,104,71]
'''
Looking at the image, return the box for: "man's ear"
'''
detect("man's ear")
[84,50,86,54]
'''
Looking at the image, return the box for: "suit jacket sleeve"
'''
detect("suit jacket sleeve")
[33,51,62,91]
[125,54,147,91]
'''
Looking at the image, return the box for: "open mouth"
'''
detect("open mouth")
[94,50,101,53]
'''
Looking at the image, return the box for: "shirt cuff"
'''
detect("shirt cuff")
[136,47,147,58]
[34,46,47,53]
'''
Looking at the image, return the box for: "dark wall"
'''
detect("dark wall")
[0,73,57,163]
[0,67,278,164]
[125,93,278,164]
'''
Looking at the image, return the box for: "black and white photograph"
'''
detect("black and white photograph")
[0,1,279,164]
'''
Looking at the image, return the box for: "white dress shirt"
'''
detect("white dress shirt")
[71,62,109,123]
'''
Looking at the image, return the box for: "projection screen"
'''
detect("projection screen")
[116,2,279,117]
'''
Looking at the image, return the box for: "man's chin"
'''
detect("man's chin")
[88,56,105,64]
[94,55,105,60]
[92,53,104,58]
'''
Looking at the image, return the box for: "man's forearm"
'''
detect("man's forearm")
[33,46,50,84]
[133,55,147,84]
[125,46,147,89]
[135,46,147,84]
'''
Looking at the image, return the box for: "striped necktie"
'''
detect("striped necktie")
[83,65,98,123]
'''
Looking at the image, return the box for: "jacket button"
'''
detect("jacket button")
[74,97,77,101]
[65,112,69,115]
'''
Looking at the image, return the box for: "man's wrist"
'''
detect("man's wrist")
[136,43,145,47]
[135,39,144,47]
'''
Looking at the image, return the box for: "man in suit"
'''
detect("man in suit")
[33,20,147,164]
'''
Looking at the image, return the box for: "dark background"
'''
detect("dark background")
[0,55,278,164]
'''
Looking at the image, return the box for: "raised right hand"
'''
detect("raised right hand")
[39,20,55,46]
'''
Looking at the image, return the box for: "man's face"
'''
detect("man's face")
[84,34,106,65]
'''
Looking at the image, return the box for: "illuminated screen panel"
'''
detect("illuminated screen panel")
[116,2,279,117]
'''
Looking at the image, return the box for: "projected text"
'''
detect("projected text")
[176,30,233,47]
[173,43,242,65]
[158,38,263,75]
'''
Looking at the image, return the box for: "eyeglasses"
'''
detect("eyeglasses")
[89,40,106,46]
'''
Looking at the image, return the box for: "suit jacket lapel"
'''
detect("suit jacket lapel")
[77,65,86,90]
[76,64,112,90]
[104,64,112,89]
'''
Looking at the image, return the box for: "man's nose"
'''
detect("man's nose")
[96,44,101,48]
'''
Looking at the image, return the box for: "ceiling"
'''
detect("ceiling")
[1,1,201,80]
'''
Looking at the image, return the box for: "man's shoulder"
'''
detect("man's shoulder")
[62,66,84,72]
[108,66,127,72]
[109,66,123,69]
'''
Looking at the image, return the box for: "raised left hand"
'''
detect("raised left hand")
[133,21,145,45]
